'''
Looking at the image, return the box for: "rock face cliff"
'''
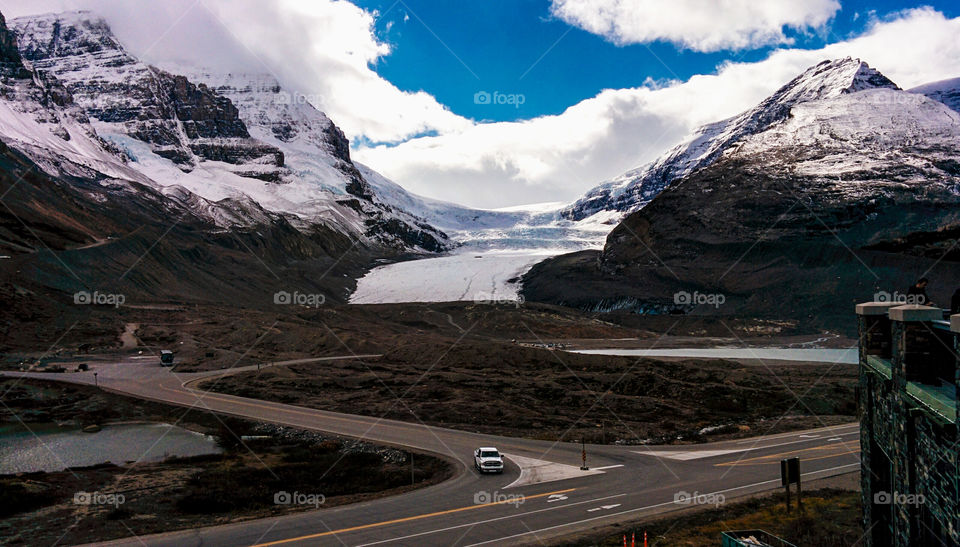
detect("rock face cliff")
[524,60,960,332]
[14,12,284,175]
[174,68,447,251]
[0,12,30,78]
[7,10,448,253]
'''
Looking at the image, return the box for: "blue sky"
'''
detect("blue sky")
[357,0,960,123]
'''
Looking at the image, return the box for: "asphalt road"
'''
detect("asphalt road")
[2,355,861,546]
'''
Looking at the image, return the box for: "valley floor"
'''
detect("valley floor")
[3,302,857,446]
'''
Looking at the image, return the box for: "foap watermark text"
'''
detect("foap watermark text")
[474,91,525,109]
[74,290,125,308]
[874,491,924,506]
[274,491,325,508]
[674,490,725,507]
[474,490,525,507]
[674,291,725,308]
[274,290,326,308]
[74,491,125,507]
[473,291,524,308]
[874,291,927,305]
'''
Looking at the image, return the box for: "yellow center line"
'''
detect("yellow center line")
[250,488,578,546]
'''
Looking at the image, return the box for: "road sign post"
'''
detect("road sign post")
[784,471,791,513]
[797,464,803,512]
[580,439,588,470]
[781,457,801,513]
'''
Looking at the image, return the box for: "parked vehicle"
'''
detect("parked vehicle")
[160,350,174,366]
[474,447,504,474]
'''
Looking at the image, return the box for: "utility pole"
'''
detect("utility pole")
[93,372,98,388]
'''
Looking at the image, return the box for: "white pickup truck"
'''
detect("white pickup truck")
[474,447,504,474]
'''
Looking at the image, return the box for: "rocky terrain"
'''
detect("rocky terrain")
[2,298,854,445]
[525,59,960,333]
[209,344,855,444]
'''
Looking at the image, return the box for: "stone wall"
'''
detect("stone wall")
[858,309,959,546]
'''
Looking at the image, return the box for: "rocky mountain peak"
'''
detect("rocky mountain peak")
[0,11,30,78]
[561,58,902,222]
[10,12,286,175]
[768,57,898,107]
[14,10,122,61]
[3,9,450,255]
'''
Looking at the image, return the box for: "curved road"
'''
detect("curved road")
[3,354,861,546]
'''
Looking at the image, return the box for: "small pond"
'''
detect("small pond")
[0,422,221,474]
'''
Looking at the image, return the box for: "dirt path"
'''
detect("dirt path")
[120,323,139,349]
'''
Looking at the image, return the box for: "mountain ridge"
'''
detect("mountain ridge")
[524,59,960,332]
[8,10,449,253]
[561,58,902,222]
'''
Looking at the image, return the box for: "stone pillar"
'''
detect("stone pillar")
[888,305,942,546]
[855,301,900,547]
[952,315,960,422]
[857,302,900,357]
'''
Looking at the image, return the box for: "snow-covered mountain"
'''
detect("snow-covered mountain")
[561,58,902,221]
[910,77,960,113]
[0,9,621,308]
[6,10,449,253]
[524,59,960,330]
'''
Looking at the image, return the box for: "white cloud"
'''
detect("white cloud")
[548,0,841,52]
[193,0,472,143]
[3,2,960,209]
[355,8,960,208]
[2,0,470,143]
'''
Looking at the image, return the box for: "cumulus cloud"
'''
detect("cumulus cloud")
[355,8,960,207]
[2,0,470,143]
[194,0,471,143]
[549,0,841,52]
